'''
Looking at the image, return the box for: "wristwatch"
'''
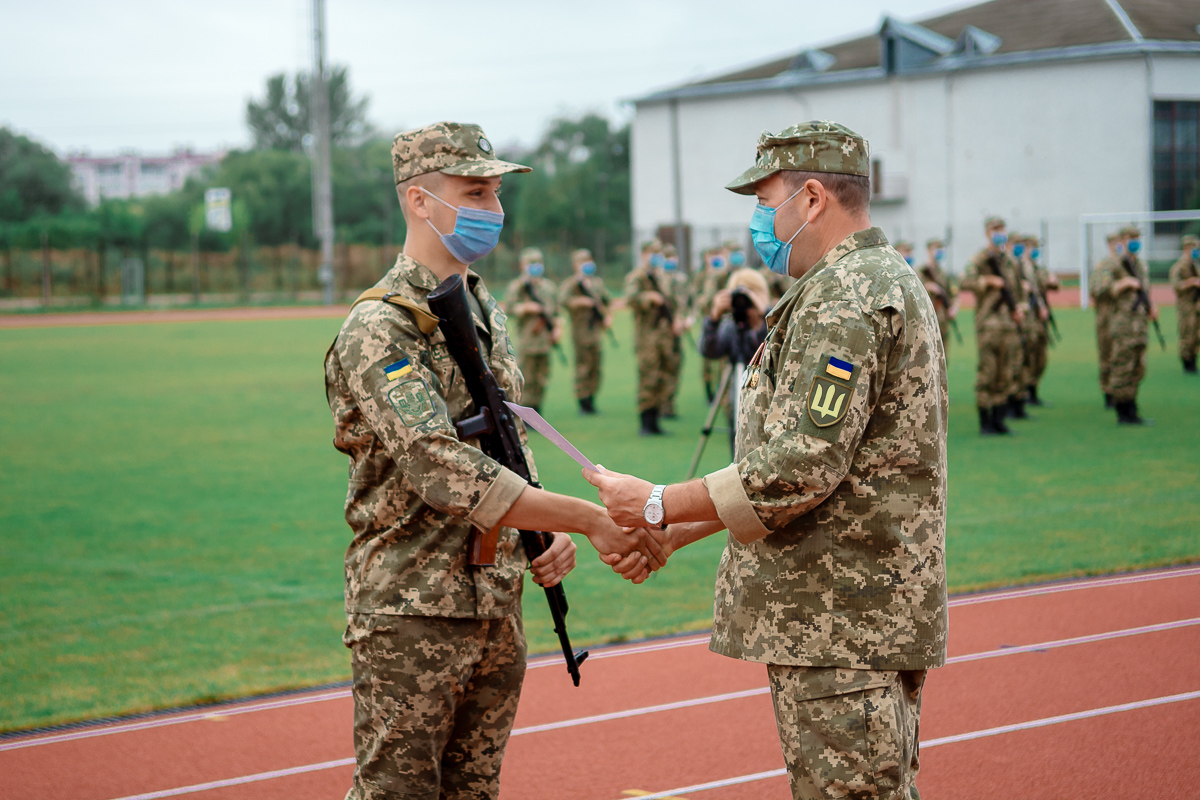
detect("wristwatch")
[643,484,667,529]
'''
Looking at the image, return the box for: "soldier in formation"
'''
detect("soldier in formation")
[693,245,730,402]
[325,121,664,800]
[503,246,561,413]
[1094,225,1157,424]
[1017,234,1059,405]
[625,240,676,435]
[1091,231,1123,407]
[918,237,959,359]
[559,247,613,413]
[962,216,1025,435]
[659,244,693,418]
[1169,234,1200,374]
[588,121,947,800]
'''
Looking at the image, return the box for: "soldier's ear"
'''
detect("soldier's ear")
[404,184,432,221]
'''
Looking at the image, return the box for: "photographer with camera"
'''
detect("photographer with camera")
[699,267,771,366]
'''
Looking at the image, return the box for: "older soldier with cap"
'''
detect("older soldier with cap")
[1169,234,1200,373]
[918,237,959,358]
[559,247,613,412]
[1091,232,1124,406]
[962,217,1025,434]
[325,122,664,800]
[503,246,561,414]
[587,121,948,800]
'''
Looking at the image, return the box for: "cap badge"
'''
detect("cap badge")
[478,137,493,154]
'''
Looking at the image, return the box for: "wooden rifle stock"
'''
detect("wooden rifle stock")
[426,273,588,686]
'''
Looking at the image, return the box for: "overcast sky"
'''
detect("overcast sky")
[1,0,973,156]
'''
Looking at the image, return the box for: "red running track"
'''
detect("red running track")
[2,565,1198,800]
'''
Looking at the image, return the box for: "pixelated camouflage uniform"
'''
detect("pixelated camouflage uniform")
[1017,255,1049,392]
[1096,254,1152,402]
[1090,255,1119,396]
[1169,243,1199,363]
[558,274,611,399]
[625,265,676,413]
[695,264,730,396]
[701,228,948,800]
[757,264,797,303]
[661,267,692,415]
[962,249,1023,408]
[327,253,536,800]
[503,274,558,409]
[917,261,957,357]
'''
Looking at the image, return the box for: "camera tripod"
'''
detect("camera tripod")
[686,360,744,480]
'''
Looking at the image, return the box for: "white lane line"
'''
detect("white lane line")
[510,688,770,736]
[8,567,1196,751]
[106,758,356,800]
[947,617,1200,664]
[621,690,1200,800]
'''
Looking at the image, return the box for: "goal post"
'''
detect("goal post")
[1079,210,1200,309]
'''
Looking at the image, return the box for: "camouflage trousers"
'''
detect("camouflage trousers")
[518,352,550,409]
[1023,323,1049,387]
[572,340,601,399]
[768,666,926,800]
[1178,300,1199,360]
[661,336,683,414]
[1108,330,1147,403]
[1095,307,1113,394]
[974,325,1021,407]
[635,327,674,413]
[343,612,526,800]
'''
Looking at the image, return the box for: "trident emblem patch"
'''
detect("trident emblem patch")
[807,376,853,428]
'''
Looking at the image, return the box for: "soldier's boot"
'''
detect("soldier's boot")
[1027,384,1043,406]
[661,401,678,420]
[639,409,655,436]
[1116,400,1153,426]
[991,405,1014,435]
[1104,393,1114,408]
[1184,357,1198,374]
[1007,395,1031,420]
[650,407,669,435]
[579,396,597,415]
[978,406,999,435]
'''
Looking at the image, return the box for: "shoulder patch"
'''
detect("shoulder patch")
[387,378,436,427]
[807,376,854,428]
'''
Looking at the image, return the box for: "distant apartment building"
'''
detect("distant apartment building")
[68,148,224,206]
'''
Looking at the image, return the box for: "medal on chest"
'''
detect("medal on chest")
[743,341,767,390]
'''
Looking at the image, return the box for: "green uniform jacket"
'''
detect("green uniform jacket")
[625,266,675,335]
[325,255,532,619]
[558,275,611,347]
[702,227,949,671]
[503,275,559,355]
[962,248,1022,331]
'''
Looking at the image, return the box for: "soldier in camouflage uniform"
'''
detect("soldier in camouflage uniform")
[503,247,560,413]
[1095,225,1158,424]
[325,122,664,800]
[589,121,947,800]
[1169,234,1200,373]
[1020,235,1059,405]
[694,246,730,402]
[559,247,612,413]
[1091,232,1123,407]
[659,243,694,418]
[625,240,676,435]
[918,238,959,359]
[962,217,1026,434]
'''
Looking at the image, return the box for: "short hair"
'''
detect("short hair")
[571,248,593,265]
[395,171,445,223]
[780,170,871,214]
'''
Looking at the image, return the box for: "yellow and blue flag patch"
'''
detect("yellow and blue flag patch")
[825,356,854,381]
[384,358,413,381]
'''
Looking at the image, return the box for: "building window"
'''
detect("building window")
[1153,101,1200,231]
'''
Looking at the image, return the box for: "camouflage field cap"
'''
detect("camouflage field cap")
[391,122,530,185]
[985,216,1006,229]
[1120,225,1141,238]
[726,120,870,195]
[1106,231,1122,242]
[519,247,544,264]
[1183,234,1200,246]
[895,240,914,251]
[926,237,944,248]
[662,244,678,258]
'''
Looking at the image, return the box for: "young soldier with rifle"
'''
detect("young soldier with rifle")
[559,247,614,413]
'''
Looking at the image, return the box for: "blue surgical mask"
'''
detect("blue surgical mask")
[1115,244,1125,255]
[423,188,503,264]
[581,261,596,276]
[903,255,914,265]
[649,254,664,268]
[711,257,726,269]
[526,262,544,277]
[991,232,1008,247]
[935,248,945,262]
[663,258,678,271]
[729,251,746,267]
[1191,248,1199,260]
[1127,239,1141,254]
[750,187,807,275]
[1031,248,1040,260]
[1012,243,1026,258]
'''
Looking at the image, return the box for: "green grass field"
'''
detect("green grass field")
[1,305,1197,732]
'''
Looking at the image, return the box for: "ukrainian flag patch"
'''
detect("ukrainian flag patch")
[384,358,413,381]
[825,356,854,381]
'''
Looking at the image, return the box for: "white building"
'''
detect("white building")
[68,148,223,206]
[630,0,1200,278]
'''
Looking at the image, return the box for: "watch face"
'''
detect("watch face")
[644,504,664,525]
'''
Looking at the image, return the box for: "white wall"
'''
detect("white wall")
[632,54,1169,277]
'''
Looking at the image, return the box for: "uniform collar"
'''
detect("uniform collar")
[767,226,887,327]
[384,252,481,297]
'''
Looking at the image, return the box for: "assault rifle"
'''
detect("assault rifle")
[427,274,588,686]
[1025,273,1061,345]
[921,266,963,345]
[985,252,1026,348]
[644,270,676,327]
[522,279,567,364]
[576,277,618,347]
[1121,255,1166,350]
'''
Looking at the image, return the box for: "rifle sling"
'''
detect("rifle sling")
[351,288,440,335]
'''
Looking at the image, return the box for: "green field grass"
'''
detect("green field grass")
[1,305,1197,732]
